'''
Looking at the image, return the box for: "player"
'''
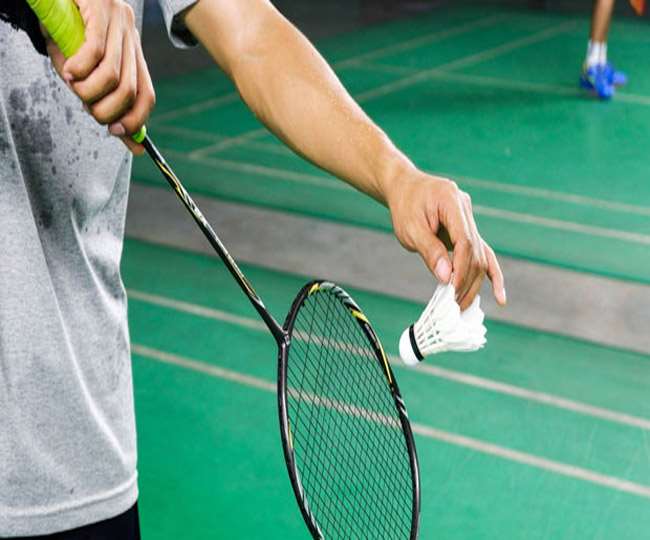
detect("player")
[0,0,505,537]
[579,0,628,99]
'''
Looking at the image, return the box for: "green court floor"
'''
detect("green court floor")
[123,238,650,539]
[133,4,650,284]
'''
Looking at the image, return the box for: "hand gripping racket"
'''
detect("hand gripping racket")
[28,1,421,537]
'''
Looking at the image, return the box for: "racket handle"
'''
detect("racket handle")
[26,0,147,143]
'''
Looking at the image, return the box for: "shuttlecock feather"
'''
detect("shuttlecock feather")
[399,281,487,365]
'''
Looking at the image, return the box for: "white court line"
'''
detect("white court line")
[409,422,650,500]
[149,13,509,127]
[189,128,270,158]
[353,21,577,102]
[181,21,575,156]
[157,122,650,217]
[157,149,650,245]
[474,205,650,245]
[358,62,650,108]
[163,148,351,191]
[152,91,242,124]
[452,173,650,217]
[155,113,650,217]
[413,363,650,431]
[335,13,508,68]
[127,289,650,432]
[152,125,294,156]
[132,343,650,500]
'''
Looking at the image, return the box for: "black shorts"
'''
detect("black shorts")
[11,503,141,540]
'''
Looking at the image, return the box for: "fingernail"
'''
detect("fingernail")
[63,72,73,83]
[109,123,126,136]
[434,258,451,282]
[500,287,507,304]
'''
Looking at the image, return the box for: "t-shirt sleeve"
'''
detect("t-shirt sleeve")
[157,0,200,49]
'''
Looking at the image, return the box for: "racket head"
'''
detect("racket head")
[278,281,420,539]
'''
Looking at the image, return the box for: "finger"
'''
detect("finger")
[89,29,137,126]
[451,236,473,297]
[484,241,507,306]
[454,192,484,301]
[458,273,483,311]
[120,136,145,156]
[414,226,452,284]
[71,6,124,104]
[436,182,474,294]
[114,33,155,137]
[63,0,109,81]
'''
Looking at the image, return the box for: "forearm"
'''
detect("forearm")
[185,1,414,205]
[183,0,505,307]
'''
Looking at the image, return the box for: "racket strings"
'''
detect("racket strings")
[290,307,411,538]
[287,290,414,539]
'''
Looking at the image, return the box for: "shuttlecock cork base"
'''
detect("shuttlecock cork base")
[399,281,487,365]
[399,325,424,366]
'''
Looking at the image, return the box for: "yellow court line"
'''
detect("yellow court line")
[127,289,650,432]
[158,148,650,245]
[132,343,650,500]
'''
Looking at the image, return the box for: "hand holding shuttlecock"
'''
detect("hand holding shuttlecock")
[399,281,487,365]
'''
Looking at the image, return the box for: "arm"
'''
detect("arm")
[183,0,505,308]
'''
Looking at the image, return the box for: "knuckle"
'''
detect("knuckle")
[119,84,137,107]
[105,66,120,90]
[456,235,472,250]
[476,252,488,272]
[445,179,459,192]
[122,3,135,22]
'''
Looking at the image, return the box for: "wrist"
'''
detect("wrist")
[373,142,417,208]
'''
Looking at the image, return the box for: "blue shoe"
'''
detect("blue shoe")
[603,62,627,86]
[580,65,614,100]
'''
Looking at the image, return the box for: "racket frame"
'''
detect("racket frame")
[279,281,421,540]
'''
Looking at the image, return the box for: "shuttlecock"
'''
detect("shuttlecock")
[399,281,487,365]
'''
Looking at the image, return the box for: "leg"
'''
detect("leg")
[590,0,616,43]
[580,0,627,99]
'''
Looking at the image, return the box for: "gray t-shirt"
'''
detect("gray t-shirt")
[0,0,196,536]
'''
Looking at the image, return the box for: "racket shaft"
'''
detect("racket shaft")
[141,136,285,342]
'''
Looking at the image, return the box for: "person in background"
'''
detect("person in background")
[579,0,628,100]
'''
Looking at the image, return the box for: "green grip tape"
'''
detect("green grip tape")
[26,0,85,59]
[26,0,147,143]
